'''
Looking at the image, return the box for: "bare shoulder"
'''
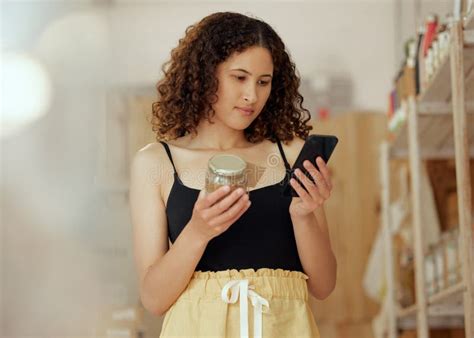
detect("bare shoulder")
[130,142,170,186]
[133,141,169,163]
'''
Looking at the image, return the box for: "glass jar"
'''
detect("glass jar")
[205,154,248,195]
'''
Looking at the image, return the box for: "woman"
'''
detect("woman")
[130,11,337,338]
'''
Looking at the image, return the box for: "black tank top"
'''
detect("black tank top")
[160,140,304,273]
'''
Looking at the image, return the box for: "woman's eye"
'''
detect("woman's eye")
[233,75,269,86]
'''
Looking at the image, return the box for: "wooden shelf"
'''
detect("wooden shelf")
[429,281,465,306]
[417,48,474,104]
[396,282,465,330]
[398,316,465,330]
[398,303,418,318]
[396,282,465,317]
[388,27,474,160]
[388,112,474,159]
[381,19,473,338]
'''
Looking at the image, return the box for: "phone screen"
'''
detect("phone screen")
[282,135,338,197]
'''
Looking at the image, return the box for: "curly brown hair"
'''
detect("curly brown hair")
[151,12,312,144]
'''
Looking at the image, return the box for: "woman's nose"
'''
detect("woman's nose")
[243,84,258,104]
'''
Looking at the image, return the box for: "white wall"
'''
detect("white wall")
[109,2,396,113]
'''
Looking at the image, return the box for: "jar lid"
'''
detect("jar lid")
[208,154,247,176]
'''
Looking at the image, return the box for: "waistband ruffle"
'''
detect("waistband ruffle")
[180,268,310,301]
[192,268,309,280]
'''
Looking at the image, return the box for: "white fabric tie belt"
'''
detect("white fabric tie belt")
[221,279,270,338]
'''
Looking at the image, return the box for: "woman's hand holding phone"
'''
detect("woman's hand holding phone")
[288,156,333,218]
[284,134,338,218]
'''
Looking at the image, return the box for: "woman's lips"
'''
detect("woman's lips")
[236,107,254,116]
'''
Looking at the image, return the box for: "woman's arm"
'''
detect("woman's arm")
[129,146,208,316]
[130,144,250,316]
[284,138,337,300]
[291,207,337,300]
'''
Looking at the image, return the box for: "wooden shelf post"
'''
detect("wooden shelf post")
[450,19,474,338]
[380,142,397,338]
[407,95,429,338]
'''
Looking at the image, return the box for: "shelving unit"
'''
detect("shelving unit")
[380,14,474,338]
[396,281,466,331]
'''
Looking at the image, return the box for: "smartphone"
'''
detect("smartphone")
[282,134,339,197]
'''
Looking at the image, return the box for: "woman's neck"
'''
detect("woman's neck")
[190,119,252,151]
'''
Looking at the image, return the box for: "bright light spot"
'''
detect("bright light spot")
[1,53,53,138]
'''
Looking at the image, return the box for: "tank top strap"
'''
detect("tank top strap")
[159,141,178,175]
[276,139,291,171]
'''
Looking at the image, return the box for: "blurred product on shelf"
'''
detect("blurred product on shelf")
[421,14,438,90]
[425,246,437,297]
[396,242,416,307]
[388,89,396,119]
[414,26,423,95]
[433,237,446,291]
[422,15,438,57]
[445,227,462,286]
[388,99,407,134]
[387,12,457,135]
